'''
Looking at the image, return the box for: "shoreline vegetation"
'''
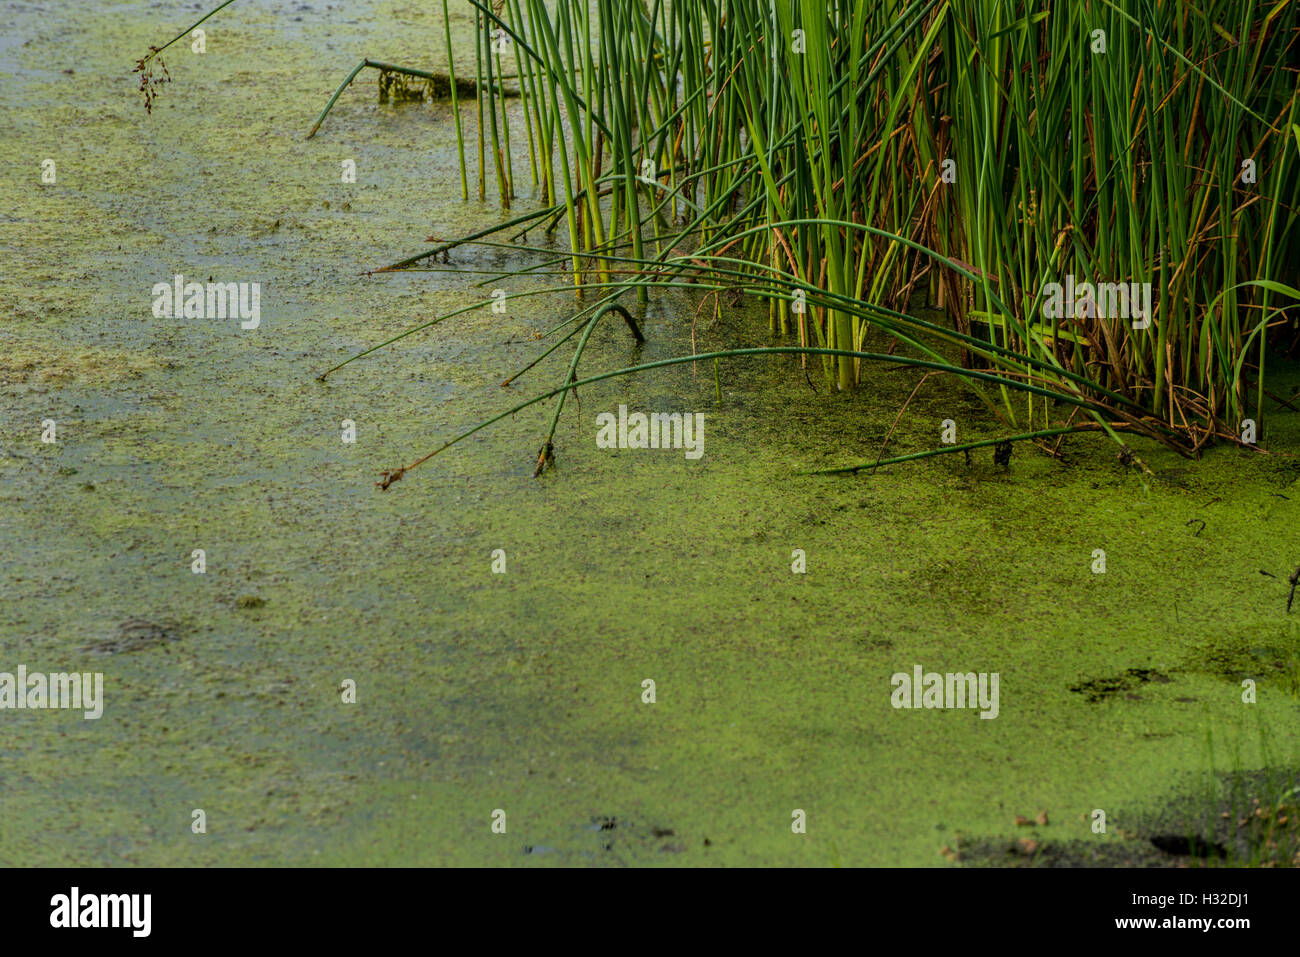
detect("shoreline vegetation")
[135,0,1300,484]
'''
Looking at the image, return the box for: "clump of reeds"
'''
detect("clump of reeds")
[372,0,1296,477]
[210,0,1299,480]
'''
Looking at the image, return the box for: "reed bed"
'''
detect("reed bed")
[343,1,1300,475]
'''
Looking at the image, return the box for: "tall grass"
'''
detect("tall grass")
[366,0,1300,477]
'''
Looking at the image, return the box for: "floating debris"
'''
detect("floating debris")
[84,619,182,655]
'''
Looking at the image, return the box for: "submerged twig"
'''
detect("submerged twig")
[307,59,520,139]
[533,441,554,477]
[533,303,644,476]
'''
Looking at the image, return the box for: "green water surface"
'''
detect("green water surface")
[1,0,1298,866]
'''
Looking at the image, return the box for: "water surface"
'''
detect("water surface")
[2,0,1298,866]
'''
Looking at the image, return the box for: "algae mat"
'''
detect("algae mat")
[1,0,1298,866]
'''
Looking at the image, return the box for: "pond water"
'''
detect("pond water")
[2,0,1298,865]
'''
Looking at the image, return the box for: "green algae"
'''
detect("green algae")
[1,0,1299,868]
